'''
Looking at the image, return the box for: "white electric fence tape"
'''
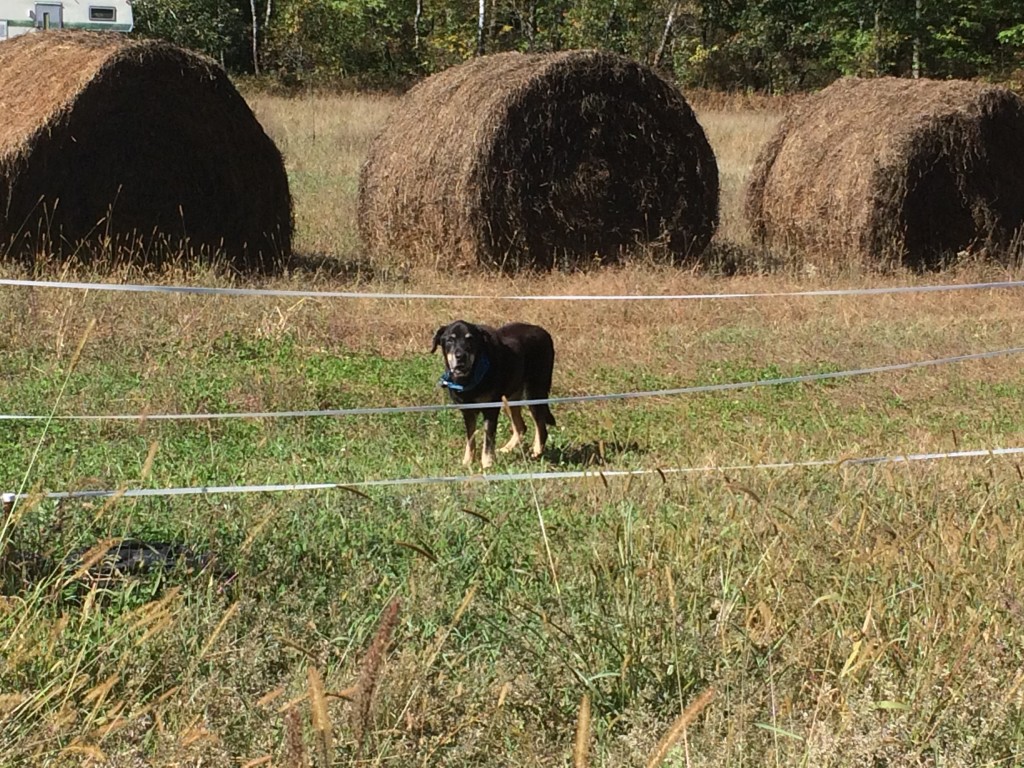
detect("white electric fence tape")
[9,446,1023,502]
[1,346,1021,423]
[3,276,1024,301]
[5,279,1022,503]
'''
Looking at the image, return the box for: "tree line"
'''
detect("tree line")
[133,0,1024,90]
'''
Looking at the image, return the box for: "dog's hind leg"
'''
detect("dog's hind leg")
[462,410,478,466]
[499,405,527,454]
[527,404,551,458]
[481,409,500,469]
[524,353,555,459]
[525,385,555,459]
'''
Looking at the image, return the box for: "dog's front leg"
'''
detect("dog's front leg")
[462,409,478,466]
[481,409,500,469]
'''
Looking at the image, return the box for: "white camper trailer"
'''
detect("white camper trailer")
[0,0,133,39]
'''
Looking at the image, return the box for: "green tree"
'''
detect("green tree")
[132,0,1024,88]
[133,0,249,69]
[919,0,1024,78]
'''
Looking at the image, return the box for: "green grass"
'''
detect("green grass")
[4,91,1024,766]
[4,316,1024,766]
[5,334,1024,495]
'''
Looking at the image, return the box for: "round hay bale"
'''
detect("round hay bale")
[745,76,1024,270]
[0,31,291,271]
[358,50,719,271]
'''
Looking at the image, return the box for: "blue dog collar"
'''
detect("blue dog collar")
[439,353,491,393]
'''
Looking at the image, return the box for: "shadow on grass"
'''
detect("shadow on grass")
[545,439,644,468]
[288,250,408,283]
[694,240,788,276]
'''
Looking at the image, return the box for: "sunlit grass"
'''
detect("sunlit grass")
[2,89,1024,766]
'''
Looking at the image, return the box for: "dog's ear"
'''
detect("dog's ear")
[431,325,447,353]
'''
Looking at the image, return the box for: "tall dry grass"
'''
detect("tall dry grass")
[247,92,396,272]
[3,88,1024,768]
[696,108,782,246]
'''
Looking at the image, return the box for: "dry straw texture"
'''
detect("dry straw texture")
[745,76,1024,270]
[351,597,400,755]
[358,50,719,271]
[0,31,292,271]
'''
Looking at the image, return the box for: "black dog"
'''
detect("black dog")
[432,320,556,469]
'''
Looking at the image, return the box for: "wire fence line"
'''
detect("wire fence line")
[5,278,1022,505]
[1,346,1021,424]
[3,276,1024,302]
[8,446,1024,502]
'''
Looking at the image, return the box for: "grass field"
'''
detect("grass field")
[3,91,1024,767]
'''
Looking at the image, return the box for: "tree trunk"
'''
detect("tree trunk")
[415,0,423,48]
[653,2,680,67]
[912,0,921,78]
[874,8,881,75]
[525,2,536,50]
[250,0,260,75]
[477,0,485,55]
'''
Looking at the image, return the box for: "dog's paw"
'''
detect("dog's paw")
[481,453,495,470]
[498,438,521,454]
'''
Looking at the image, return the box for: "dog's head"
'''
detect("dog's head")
[432,320,488,383]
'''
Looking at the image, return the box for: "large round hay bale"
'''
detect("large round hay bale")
[745,76,1024,270]
[358,50,719,271]
[0,31,291,271]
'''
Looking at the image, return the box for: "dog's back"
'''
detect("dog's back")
[496,323,556,426]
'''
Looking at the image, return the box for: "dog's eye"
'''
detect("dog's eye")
[464,334,471,340]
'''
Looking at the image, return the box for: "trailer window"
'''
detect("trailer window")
[89,6,116,21]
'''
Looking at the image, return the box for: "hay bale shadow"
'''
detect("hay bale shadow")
[689,240,788,276]
[288,250,404,283]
